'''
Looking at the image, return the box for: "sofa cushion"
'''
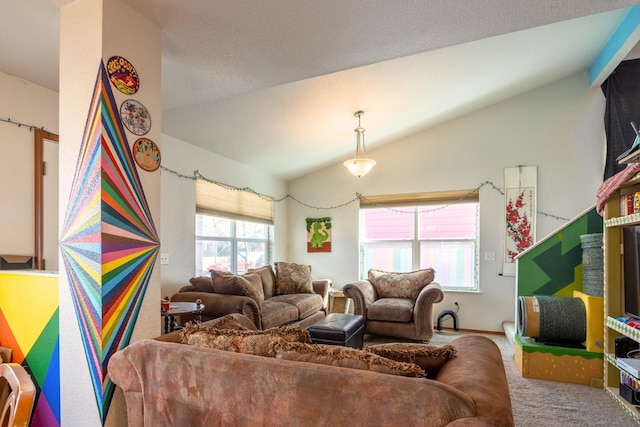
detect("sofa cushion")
[248,265,277,299]
[260,300,300,329]
[368,268,435,299]
[274,342,425,378]
[367,298,414,322]
[366,343,457,378]
[189,275,214,293]
[275,262,313,294]
[181,323,311,357]
[269,293,324,319]
[210,271,265,306]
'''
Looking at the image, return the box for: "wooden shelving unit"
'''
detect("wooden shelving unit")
[603,173,640,422]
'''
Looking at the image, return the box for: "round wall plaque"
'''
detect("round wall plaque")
[132,138,161,172]
[120,99,151,136]
[107,55,140,94]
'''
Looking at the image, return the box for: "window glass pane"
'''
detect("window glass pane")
[236,221,266,239]
[236,241,267,274]
[362,208,414,239]
[420,240,476,288]
[196,239,231,275]
[362,241,412,272]
[419,203,478,239]
[196,213,271,275]
[196,215,231,237]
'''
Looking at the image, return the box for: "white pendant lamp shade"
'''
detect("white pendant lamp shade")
[344,110,375,177]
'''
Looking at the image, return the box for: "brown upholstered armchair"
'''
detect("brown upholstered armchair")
[343,268,444,342]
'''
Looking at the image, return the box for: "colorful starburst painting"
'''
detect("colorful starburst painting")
[60,60,159,422]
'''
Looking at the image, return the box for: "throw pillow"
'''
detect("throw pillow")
[189,276,214,293]
[368,268,435,299]
[210,271,265,306]
[275,262,313,295]
[181,323,311,357]
[248,265,277,299]
[209,314,250,331]
[274,342,425,378]
[365,343,456,378]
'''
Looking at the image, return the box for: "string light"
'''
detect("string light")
[1,115,570,222]
[160,166,570,221]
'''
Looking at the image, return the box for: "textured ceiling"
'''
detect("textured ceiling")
[1,1,638,179]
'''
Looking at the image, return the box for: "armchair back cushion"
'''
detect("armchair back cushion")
[275,262,313,294]
[368,268,435,299]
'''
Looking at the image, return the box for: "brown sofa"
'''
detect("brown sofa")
[110,320,513,426]
[171,264,331,330]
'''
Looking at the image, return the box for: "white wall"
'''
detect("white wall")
[286,72,606,332]
[0,70,58,257]
[160,135,288,298]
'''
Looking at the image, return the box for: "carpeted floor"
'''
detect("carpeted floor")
[365,331,639,426]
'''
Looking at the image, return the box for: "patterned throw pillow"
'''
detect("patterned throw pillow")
[275,262,313,295]
[181,323,311,357]
[365,343,456,378]
[210,270,265,306]
[209,314,250,331]
[189,276,214,293]
[274,342,425,378]
[368,268,435,299]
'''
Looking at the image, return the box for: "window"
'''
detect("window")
[195,179,274,275]
[195,214,271,275]
[360,191,479,291]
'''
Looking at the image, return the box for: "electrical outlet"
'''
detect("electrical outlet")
[484,251,496,261]
[160,253,169,265]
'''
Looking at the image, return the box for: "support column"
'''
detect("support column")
[59,1,161,425]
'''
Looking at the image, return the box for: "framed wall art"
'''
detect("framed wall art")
[503,165,537,276]
[306,217,332,253]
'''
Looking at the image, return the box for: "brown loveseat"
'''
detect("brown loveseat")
[110,318,514,426]
[171,263,331,330]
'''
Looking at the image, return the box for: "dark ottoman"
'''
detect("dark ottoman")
[307,313,365,349]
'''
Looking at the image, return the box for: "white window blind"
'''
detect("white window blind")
[195,179,274,224]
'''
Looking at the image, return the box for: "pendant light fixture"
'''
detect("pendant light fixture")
[344,110,376,177]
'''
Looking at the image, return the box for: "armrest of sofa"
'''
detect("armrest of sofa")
[178,284,196,293]
[171,291,262,328]
[436,335,514,426]
[343,280,377,317]
[108,347,144,426]
[312,279,332,312]
[413,282,444,340]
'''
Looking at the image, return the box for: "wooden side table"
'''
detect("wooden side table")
[161,302,203,334]
[330,291,352,314]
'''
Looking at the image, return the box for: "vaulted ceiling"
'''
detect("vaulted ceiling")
[2,1,639,179]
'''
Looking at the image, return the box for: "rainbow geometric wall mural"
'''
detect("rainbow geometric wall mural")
[0,272,60,427]
[60,61,159,423]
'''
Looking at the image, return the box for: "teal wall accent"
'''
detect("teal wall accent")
[517,207,603,297]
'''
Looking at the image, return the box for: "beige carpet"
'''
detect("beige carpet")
[365,331,638,426]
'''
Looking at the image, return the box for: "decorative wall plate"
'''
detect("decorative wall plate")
[107,56,140,94]
[120,99,151,136]
[132,138,161,171]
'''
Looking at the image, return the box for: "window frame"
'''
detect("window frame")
[195,212,272,276]
[359,190,479,292]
